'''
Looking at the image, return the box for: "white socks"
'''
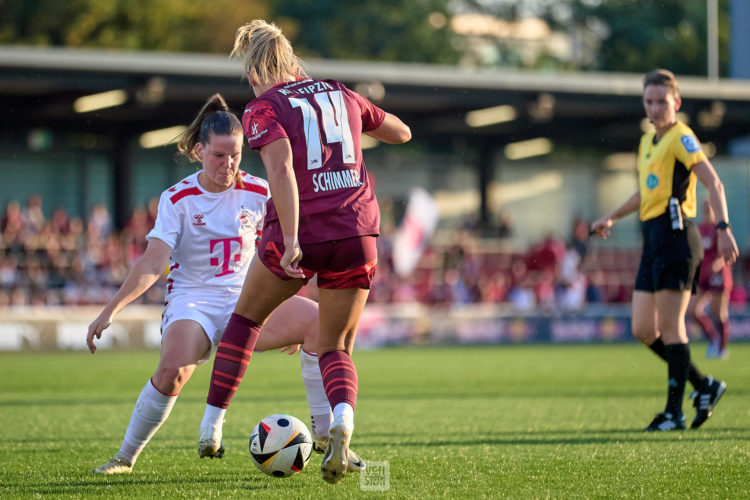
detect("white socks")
[301,350,333,441]
[333,402,354,423]
[117,380,177,465]
[200,404,226,434]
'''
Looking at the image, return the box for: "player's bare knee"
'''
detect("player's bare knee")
[632,324,656,344]
[154,363,191,393]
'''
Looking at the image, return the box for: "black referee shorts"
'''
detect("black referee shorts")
[634,212,704,293]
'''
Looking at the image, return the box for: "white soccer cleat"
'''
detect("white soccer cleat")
[320,416,353,484]
[198,427,225,459]
[91,456,132,474]
[314,438,366,472]
[344,448,366,472]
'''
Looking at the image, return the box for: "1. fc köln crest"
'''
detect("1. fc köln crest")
[239,206,260,228]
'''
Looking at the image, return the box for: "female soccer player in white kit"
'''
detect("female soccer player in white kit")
[87,94,364,474]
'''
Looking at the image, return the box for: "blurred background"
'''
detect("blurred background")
[2,0,750,349]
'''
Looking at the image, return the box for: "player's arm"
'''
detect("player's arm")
[590,191,641,239]
[86,238,172,353]
[692,160,739,265]
[365,113,411,144]
[258,137,305,279]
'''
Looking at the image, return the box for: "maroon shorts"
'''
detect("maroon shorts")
[258,235,377,289]
[698,266,733,293]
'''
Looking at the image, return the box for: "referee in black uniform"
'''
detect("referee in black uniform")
[591,69,739,431]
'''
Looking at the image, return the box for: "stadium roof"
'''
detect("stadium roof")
[3,45,750,154]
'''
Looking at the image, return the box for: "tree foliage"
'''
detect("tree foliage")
[0,0,267,52]
[0,0,733,75]
[269,0,459,64]
[545,0,731,76]
[0,0,459,64]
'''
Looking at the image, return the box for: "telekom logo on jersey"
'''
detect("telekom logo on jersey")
[209,237,242,277]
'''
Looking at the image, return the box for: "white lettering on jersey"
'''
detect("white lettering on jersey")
[289,90,356,169]
[289,97,323,169]
[247,124,268,142]
[312,169,363,192]
[316,91,355,164]
[292,81,334,95]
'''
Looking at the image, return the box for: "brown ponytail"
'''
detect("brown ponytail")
[177,93,243,163]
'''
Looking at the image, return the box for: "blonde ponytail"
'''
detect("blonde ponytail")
[231,20,307,86]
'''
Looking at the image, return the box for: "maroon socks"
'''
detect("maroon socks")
[207,313,261,409]
[319,350,358,410]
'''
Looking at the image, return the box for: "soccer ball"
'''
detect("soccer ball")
[249,414,313,478]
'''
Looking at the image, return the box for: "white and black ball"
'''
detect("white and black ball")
[249,414,313,478]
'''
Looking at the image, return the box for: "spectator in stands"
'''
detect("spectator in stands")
[525,233,565,276]
[122,205,153,263]
[87,202,113,242]
[585,270,606,304]
[479,271,509,303]
[568,217,590,262]
[729,282,747,307]
[496,209,513,239]
[50,207,71,236]
[1,200,26,253]
[22,194,45,235]
[10,286,29,306]
[60,216,85,254]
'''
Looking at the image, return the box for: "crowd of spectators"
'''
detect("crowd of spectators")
[3,195,750,312]
[1,195,159,308]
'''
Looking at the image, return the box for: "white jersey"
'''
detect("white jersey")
[147,171,269,295]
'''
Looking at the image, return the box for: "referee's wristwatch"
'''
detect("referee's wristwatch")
[715,220,730,231]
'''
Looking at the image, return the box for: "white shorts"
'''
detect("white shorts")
[161,290,239,362]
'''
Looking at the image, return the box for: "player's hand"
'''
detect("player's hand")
[717,229,739,266]
[711,258,724,273]
[280,344,301,355]
[589,217,613,239]
[280,240,305,279]
[86,310,114,354]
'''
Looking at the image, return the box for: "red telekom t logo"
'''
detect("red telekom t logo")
[209,237,243,277]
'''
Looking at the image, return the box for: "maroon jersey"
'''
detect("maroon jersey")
[698,222,732,291]
[243,78,386,244]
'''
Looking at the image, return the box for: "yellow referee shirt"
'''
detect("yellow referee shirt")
[637,121,707,221]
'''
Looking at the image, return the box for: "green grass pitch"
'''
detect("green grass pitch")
[1,343,748,498]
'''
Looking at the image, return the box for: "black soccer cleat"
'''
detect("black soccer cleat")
[644,412,686,432]
[690,376,727,429]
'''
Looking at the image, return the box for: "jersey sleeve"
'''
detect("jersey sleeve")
[146,191,181,249]
[242,100,289,150]
[343,86,386,132]
[674,126,708,169]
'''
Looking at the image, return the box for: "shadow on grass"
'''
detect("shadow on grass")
[0,394,305,408]
[357,427,750,448]
[0,473,296,495]
[4,426,747,450]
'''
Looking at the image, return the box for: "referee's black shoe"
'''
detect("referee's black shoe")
[690,376,727,429]
[644,412,686,431]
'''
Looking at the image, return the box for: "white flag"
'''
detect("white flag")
[392,187,439,277]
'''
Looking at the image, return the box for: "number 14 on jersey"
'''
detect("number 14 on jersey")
[289,90,355,170]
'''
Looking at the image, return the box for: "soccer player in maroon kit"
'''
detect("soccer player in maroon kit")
[197,20,411,484]
[690,200,733,358]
